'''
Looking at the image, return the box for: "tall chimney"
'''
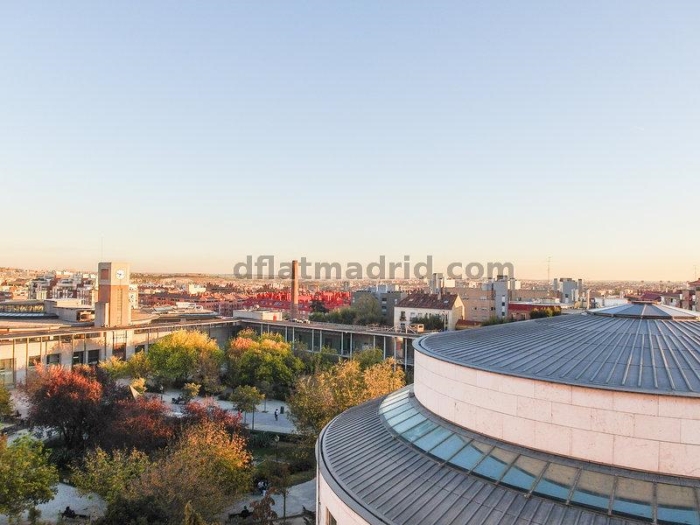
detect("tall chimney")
[290,260,299,319]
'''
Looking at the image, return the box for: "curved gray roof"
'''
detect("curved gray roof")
[415,310,700,396]
[318,393,651,525]
[590,302,699,320]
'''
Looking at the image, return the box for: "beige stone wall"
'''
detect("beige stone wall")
[414,351,700,477]
[318,471,370,525]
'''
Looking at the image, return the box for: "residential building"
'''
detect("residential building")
[394,293,464,331]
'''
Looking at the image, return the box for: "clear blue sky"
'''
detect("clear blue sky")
[1,2,698,280]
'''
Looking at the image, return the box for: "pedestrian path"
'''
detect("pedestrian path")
[223,478,316,523]
[159,388,297,434]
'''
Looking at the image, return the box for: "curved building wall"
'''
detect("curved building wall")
[318,470,370,525]
[414,350,700,477]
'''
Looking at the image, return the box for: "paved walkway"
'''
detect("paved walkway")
[223,478,316,523]
[0,483,106,525]
[159,388,297,434]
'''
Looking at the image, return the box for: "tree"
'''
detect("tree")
[411,314,446,330]
[0,435,59,520]
[352,348,384,370]
[26,364,106,450]
[226,332,304,397]
[147,330,224,389]
[352,294,383,325]
[100,495,169,525]
[0,383,13,420]
[251,492,278,525]
[182,382,201,402]
[294,345,340,374]
[132,420,252,523]
[82,420,252,524]
[230,385,263,429]
[258,459,291,521]
[288,358,406,437]
[183,502,210,525]
[126,350,152,379]
[98,356,131,380]
[363,358,405,400]
[72,448,151,505]
[94,397,173,453]
[309,298,328,313]
[181,399,243,435]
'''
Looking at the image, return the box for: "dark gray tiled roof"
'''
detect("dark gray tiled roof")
[318,397,643,525]
[415,312,700,396]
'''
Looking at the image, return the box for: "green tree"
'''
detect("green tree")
[147,330,224,389]
[73,448,151,505]
[411,314,446,330]
[182,382,201,402]
[0,436,59,520]
[352,348,384,370]
[230,385,263,429]
[99,356,131,380]
[227,332,304,397]
[352,294,383,325]
[309,298,328,313]
[0,383,13,420]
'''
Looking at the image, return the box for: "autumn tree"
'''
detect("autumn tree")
[288,358,405,437]
[147,330,224,390]
[26,364,108,450]
[132,420,252,523]
[251,492,278,524]
[0,435,59,520]
[75,420,251,524]
[180,399,243,435]
[230,385,264,428]
[95,397,173,453]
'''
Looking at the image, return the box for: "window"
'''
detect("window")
[87,350,100,365]
[46,354,60,365]
[28,356,41,368]
[72,352,84,367]
[112,344,126,361]
[326,510,337,525]
[0,358,14,386]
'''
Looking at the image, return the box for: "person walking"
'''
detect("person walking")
[274,408,278,421]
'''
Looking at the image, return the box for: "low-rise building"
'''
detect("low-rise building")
[394,293,464,331]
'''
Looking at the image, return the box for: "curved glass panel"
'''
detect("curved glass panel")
[379,387,700,524]
[657,485,700,525]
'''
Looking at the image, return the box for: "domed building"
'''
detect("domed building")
[317,303,700,525]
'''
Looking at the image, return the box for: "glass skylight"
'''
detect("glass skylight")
[380,387,700,525]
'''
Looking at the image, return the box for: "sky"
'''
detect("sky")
[1,2,698,281]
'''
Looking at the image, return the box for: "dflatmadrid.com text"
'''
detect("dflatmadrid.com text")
[233,256,514,281]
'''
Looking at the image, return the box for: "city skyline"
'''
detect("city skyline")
[2,2,698,281]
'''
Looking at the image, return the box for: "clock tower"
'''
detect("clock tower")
[95,262,131,327]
